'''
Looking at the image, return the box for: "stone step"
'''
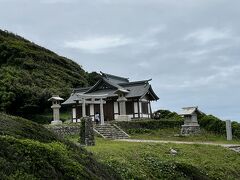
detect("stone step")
[94,124,129,139]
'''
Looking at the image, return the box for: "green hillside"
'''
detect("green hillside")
[0,113,120,179]
[0,29,98,117]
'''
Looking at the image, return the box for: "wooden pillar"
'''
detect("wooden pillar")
[90,104,94,116]
[147,101,150,118]
[149,101,152,119]
[82,98,86,117]
[134,101,138,119]
[137,100,140,118]
[114,102,119,120]
[138,100,142,118]
[100,98,104,125]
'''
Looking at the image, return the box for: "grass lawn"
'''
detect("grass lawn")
[128,128,240,144]
[85,138,240,180]
[65,134,240,179]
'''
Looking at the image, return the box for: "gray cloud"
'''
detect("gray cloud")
[64,35,135,54]
[0,0,240,121]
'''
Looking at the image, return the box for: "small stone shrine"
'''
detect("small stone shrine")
[48,95,64,125]
[80,117,95,146]
[180,106,201,135]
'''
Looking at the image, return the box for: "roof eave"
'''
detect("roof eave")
[139,85,159,101]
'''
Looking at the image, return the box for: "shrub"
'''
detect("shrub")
[198,114,240,139]
[114,119,183,133]
[127,128,151,134]
[153,109,183,121]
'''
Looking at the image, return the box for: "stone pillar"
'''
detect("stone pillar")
[100,98,104,125]
[53,106,60,121]
[80,117,95,146]
[226,120,232,141]
[82,98,86,117]
[116,95,130,121]
[51,103,62,125]
[72,107,76,123]
[48,95,63,125]
[118,96,127,115]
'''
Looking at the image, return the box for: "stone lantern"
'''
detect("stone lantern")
[48,95,64,125]
[115,88,130,121]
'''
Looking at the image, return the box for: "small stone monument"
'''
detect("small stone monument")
[80,117,95,146]
[115,89,130,121]
[226,120,232,141]
[180,106,201,135]
[48,95,64,125]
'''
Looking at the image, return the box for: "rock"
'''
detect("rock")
[170,148,178,155]
[228,146,240,153]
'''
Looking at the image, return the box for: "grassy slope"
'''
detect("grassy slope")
[0,113,120,179]
[87,138,240,180]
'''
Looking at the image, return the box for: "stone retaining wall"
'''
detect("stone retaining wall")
[46,124,80,137]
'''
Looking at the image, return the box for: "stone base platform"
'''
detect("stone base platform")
[115,115,131,121]
[181,124,200,135]
[51,120,62,125]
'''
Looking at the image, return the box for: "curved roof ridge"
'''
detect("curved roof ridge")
[73,86,92,93]
[84,77,127,94]
[103,77,124,89]
[119,79,152,86]
[100,71,129,82]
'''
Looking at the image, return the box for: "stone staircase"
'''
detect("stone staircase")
[94,123,130,139]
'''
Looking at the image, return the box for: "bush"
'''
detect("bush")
[198,114,240,139]
[127,128,151,134]
[114,119,183,133]
[153,109,183,121]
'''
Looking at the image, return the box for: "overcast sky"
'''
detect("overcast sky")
[0,0,240,121]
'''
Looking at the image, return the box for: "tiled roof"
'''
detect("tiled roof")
[62,72,159,105]
[100,71,129,84]
[62,92,81,105]
[180,107,201,115]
